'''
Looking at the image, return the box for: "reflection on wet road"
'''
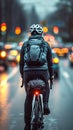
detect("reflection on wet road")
[0,73,10,130]
[0,66,24,130]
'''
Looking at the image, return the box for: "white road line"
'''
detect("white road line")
[7,66,18,80]
[61,71,73,94]
[10,120,16,130]
[62,71,69,78]
[64,77,73,94]
[60,64,69,79]
[1,67,18,85]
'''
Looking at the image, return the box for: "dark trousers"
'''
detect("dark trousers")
[23,70,50,124]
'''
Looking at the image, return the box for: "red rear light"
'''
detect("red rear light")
[34,90,40,96]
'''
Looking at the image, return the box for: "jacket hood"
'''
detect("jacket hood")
[29,35,44,40]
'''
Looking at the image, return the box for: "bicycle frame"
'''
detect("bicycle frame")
[21,78,52,130]
[23,79,46,130]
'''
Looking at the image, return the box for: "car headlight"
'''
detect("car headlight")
[0,51,7,58]
[52,58,59,63]
[16,54,20,63]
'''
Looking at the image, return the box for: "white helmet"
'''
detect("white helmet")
[29,24,43,34]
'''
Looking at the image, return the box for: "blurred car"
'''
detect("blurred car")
[71,46,73,52]
[0,42,8,71]
[65,43,73,52]
[7,48,20,65]
[53,47,69,58]
[68,52,73,66]
[52,50,60,78]
[69,46,73,53]
[4,43,12,53]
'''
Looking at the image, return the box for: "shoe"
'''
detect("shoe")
[43,103,50,115]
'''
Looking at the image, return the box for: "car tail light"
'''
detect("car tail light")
[10,50,18,56]
[52,58,59,63]
[0,51,7,58]
[53,48,60,53]
[62,48,68,53]
[71,47,73,51]
[4,44,11,50]
[70,53,73,58]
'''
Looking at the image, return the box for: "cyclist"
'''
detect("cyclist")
[19,24,54,130]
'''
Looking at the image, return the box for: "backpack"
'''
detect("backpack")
[24,38,47,66]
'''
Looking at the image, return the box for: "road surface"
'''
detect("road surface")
[0,58,73,130]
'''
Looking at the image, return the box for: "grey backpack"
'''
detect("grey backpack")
[24,38,47,66]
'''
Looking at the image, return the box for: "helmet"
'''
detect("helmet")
[29,24,43,35]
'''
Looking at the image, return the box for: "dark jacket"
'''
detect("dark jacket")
[19,35,54,78]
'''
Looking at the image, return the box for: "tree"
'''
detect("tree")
[28,6,40,26]
[47,0,73,42]
[55,0,73,41]
[0,0,27,41]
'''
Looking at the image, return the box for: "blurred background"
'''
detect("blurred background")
[0,0,73,130]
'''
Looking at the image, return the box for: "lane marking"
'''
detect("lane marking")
[1,67,18,86]
[44,116,59,130]
[8,67,18,80]
[63,76,73,94]
[62,71,69,78]
[10,120,16,130]
[60,67,73,94]
[60,65,69,79]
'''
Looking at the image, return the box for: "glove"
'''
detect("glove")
[21,78,23,88]
[50,75,54,89]
[50,75,54,82]
[20,74,23,87]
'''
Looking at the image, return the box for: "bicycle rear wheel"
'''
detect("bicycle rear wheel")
[38,95,44,123]
[31,95,44,130]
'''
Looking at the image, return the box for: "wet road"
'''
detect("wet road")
[0,59,73,130]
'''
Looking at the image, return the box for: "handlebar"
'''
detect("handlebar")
[20,79,53,89]
[50,80,53,89]
[20,79,23,88]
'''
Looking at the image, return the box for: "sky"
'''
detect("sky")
[19,0,60,20]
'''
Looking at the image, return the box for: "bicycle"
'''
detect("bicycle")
[21,78,53,130]
[27,79,45,130]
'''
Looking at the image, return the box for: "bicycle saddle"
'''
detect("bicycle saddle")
[27,79,45,89]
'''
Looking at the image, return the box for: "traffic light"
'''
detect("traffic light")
[15,27,21,35]
[1,22,7,32]
[53,26,59,34]
[43,26,48,33]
